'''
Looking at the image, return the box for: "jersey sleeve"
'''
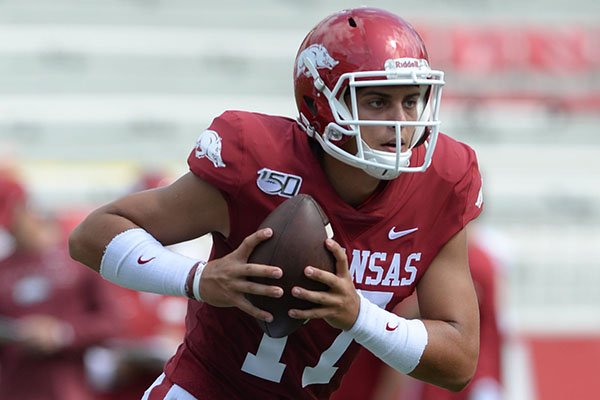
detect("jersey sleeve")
[456,147,484,226]
[187,111,247,199]
[428,138,484,250]
[186,111,277,247]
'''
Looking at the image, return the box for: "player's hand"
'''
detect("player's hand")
[199,228,284,322]
[288,238,360,330]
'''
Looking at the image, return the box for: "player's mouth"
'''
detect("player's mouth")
[382,140,402,152]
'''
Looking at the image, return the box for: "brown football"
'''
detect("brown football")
[247,194,335,338]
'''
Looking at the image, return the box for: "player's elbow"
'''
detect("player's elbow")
[445,372,474,392]
[442,347,479,392]
[68,224,85,263]
[431,362,475,392]
[413,356,478,393]
[68,220,101,272]
[422,333,479,392]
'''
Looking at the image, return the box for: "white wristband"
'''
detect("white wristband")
[100,228,201,298]
[348,292,428,374]
[190,260,207,301]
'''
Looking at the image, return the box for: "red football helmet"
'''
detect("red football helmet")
[294,7,444,179]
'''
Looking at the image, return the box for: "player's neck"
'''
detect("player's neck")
[321,154,381,207]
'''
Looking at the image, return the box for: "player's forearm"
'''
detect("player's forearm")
[409,319,479,391]
[349,294,478,392]
[69,207,140,271]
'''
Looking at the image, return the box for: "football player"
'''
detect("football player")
[0,171,122,400]
[70,7,483,399]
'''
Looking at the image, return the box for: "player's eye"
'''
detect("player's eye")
[403,96,419,109]
[367,98,385,109]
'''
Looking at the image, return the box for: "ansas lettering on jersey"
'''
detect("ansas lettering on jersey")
[349,249,420,287]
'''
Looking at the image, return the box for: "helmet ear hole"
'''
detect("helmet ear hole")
[303,96,318,117]
[348,17,357,28]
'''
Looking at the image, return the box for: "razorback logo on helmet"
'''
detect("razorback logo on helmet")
[384,58,430,71]
[295,44,339,78]
[195,130,226,168]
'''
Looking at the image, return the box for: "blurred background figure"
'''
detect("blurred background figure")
[0,168,123,400]
[83,169,193,400]
[85,289,187,400]
[331,224,505,400]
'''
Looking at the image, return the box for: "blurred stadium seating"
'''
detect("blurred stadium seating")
[1,1,599,398]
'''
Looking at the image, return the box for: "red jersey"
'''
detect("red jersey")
[162,111,482,399]
[0,241,122,400]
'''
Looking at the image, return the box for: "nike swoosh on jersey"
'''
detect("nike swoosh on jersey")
[388,227,419,240]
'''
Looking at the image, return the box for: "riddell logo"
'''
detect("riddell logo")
[396,60,418,68]
[384,58,429,71]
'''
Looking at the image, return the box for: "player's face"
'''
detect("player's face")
[345,85,421,154]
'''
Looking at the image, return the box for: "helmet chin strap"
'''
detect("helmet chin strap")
[360,141,411,180]
[364,164,401,180]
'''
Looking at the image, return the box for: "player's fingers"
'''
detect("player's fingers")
[235,297,274,322]
[235,228,273,259]
[326,238,350,277]
[289,297,356,330]
[231,280,283,298]
[302,266,337,288]
[290,284,335,306]
[241,263,283,280]
[288,306,329,321]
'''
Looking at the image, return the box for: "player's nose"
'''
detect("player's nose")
[388,101,409,122]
